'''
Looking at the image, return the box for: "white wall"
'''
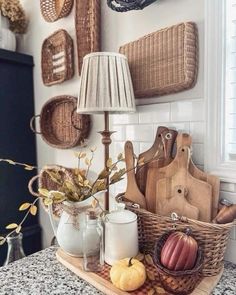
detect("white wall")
[19,0,235,262]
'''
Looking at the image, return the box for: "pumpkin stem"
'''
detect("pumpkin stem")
[128,257,133,267]
[185,228,192,236]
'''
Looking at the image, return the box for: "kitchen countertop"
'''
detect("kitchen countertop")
[0,247,235,295]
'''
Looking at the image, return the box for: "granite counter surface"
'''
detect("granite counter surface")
[0,247,235,295]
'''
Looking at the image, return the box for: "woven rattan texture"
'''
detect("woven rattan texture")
[42,29,74,86]
[75,0,101,74]
[40,0,74,22]
[97,261,169,295]
[153,232,203,295]
[116,194,235,277]
[33,96,91,149]
[119,22,198,98]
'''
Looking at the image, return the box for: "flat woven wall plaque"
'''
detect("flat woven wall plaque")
[119,22,198,98]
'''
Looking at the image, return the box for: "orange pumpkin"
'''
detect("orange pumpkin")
[160,231,198,271]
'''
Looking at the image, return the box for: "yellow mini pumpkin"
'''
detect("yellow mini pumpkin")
[110,258,146,291]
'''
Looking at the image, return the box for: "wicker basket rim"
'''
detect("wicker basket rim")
[116,193,236,229]
[119,21,196,48]
[39,95,77,130]
[40,0,73,17]
[153,231,204,276]
[42,29,70,46]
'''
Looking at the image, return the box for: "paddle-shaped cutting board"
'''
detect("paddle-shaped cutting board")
[145,129,177,212]
[136,126,169,194]
[156,184,200,219]
[177,134,220,219]
[156,147,212,222]
[124,141,147,209]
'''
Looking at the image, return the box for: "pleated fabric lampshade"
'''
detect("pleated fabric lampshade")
[77,52,136,114]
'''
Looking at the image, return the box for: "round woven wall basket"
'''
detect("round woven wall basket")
[40,0,74,22]
[30,96,91,149]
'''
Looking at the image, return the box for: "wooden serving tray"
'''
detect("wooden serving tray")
[56,249,223,295]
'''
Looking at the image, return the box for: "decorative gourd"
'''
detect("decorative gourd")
[110,258,146,291]
[160,230,198,271]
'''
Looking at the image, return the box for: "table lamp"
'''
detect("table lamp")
[77,52,136,210]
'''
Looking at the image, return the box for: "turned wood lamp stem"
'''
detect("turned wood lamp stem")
[99,111,114,211]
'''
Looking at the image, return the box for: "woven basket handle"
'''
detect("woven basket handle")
[28,175,40,197]
[71,107,82,131]
[30,115,42,134]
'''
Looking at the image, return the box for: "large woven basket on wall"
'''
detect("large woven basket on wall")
[30,96,91,149]
[116,194,235,277]
[119,22,198,98]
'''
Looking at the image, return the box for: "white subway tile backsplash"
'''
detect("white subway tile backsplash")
[112,113,139,125]
[138,103,170,123]
[190,122,205,143]
[113,125,126,141]
[192,144,204,165]
[164,122,190,134]
[126,124,154,142]
[171,99,204,122]
[139,142,152,153]
[220,191,236,204]
[220,182,236,193]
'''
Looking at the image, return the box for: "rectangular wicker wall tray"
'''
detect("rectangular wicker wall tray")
[56,249,223,295]
[119,22,198,98]
[40,0,74,22]
[75,0,101,74]
[42,29,74,86]
[30,95,91,149]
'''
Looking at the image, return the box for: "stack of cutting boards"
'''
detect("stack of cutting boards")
[124,128,220,222]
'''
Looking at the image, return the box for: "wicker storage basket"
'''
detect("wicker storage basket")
[119,22,198,98]
[42,29,74,86]
[30,96,91,149]
[40,0,74,22]
[153,232,203,295]
[116,194,235,276]
[75,0,101,74]
[28,165,75,219]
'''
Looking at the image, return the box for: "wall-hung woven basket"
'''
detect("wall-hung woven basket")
[30,96,91,149]
[42,29,74,86]
[75,0,101,74]
[107,0,157,12]
[119,22,198,98]
[40,0,74,22]
[28,165,76,219]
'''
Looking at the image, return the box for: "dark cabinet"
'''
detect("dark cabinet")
[0,49,41,265]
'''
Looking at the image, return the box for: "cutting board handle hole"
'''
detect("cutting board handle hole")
[181,148,185,152]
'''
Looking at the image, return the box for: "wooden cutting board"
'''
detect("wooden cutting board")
[136,126,168,195]
[177,134,220,219]
[124,141,147,209]
[156,147,212,222]
[156,184,200,219]
[56,248,224,295]
[145,129,178,212]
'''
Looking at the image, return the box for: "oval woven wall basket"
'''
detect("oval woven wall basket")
[107,0,157,12]
[30,96,91,149]
[40,0,74,22]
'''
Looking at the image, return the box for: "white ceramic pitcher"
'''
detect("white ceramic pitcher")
[48,191,103,257]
